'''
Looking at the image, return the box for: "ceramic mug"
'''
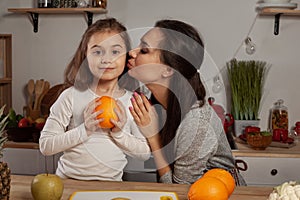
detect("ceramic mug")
[272,128,288,142]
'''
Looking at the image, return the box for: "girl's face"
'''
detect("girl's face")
[86,31,127,82]
[128,28,168,84]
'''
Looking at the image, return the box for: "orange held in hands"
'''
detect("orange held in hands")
[188,168,235,200]
[95,96,119,129]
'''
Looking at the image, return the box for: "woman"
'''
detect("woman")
[127,19,245,185]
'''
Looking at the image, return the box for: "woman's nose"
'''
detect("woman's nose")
[129,48,138,58]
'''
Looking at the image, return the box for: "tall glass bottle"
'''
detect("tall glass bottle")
[270,99,289,131]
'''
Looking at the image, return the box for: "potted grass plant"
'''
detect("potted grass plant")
[226,59,269,137]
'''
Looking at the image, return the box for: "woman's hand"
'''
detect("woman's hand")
[83,98,103,136]
[129,92,160,139]
[110,100,127,133]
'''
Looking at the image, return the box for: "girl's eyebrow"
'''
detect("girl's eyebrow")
[90,44,124,49]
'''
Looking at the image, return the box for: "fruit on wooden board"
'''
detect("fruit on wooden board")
[31,173,64,200]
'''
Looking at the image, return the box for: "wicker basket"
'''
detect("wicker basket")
[247,134,272,150]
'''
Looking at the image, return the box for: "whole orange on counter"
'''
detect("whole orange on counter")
[188,176,228,200]
[95,96,119,129]
[203,168,235,195]
[188,168,235,200]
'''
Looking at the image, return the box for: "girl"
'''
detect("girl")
[39,18,150,181]
[128,19,246,185]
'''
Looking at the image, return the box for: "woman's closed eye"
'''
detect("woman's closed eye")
[140,47,149,54]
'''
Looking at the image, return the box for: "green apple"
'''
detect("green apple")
[31,173,64,200]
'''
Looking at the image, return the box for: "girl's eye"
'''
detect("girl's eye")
[140,48,148,54]
[112,50,121,55]
[94,50,103,56]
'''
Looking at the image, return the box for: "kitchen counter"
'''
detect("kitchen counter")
[232,138,300,158]
[5,139,300,157]
[3,141,39,149]
[10,175,273,200]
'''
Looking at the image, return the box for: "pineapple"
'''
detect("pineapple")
[0,105,11,200]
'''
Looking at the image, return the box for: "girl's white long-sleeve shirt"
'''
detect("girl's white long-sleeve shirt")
[39,87,150,181]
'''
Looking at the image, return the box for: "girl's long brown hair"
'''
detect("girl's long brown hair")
[64,18,138,91]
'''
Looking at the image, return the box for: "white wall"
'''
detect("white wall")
[0,0,299,131]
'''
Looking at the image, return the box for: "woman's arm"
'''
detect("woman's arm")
[110,99,151,160]
[129,92,171,178]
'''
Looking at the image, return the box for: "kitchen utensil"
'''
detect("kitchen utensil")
[40,84,64,116]
[36,81,50,112]
[27,79,35,111]
[208,97,234,133]
[272,128,288,142]
[33,79,45,110]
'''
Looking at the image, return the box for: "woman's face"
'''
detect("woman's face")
[128,28,168,84]
[86,31,127,82]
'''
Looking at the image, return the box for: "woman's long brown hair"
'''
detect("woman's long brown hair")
[153,19,206,155]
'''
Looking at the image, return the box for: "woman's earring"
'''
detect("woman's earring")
[162,67,173,77]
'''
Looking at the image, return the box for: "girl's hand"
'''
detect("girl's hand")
[129,92,160,139]
[110,100,127,133]
[84,98,103,136]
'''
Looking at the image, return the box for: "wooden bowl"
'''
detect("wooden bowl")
[7,127,40,143]
[247,133,272,150]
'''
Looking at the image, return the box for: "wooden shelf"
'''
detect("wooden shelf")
[7,7,107,14]
[259,8,300,16]
[0,34,12,112]
[259,8,300,35]
[7,7,108,32]
[0,78,12,84]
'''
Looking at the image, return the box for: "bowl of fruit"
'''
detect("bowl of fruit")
[4,108,45,143]
[247,131,272,150]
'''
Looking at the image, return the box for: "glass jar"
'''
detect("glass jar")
[270,99,289,131]
[38,0,52,8]
[92,0,107,8]
[292,121,300,143]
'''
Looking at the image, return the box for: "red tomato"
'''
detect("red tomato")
[245,126,260,136]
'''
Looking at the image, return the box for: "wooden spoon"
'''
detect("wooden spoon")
[33,79,45,110]
[37,81,50,111]
[27,79,35,111]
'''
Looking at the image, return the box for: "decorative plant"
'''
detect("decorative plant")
[0,105,11,199]
[226,59,269,121]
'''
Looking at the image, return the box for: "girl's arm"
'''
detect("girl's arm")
[39,89,90,155]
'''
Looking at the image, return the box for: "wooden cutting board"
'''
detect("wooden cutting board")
[236,136,296,148]
[40,84,65,117]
